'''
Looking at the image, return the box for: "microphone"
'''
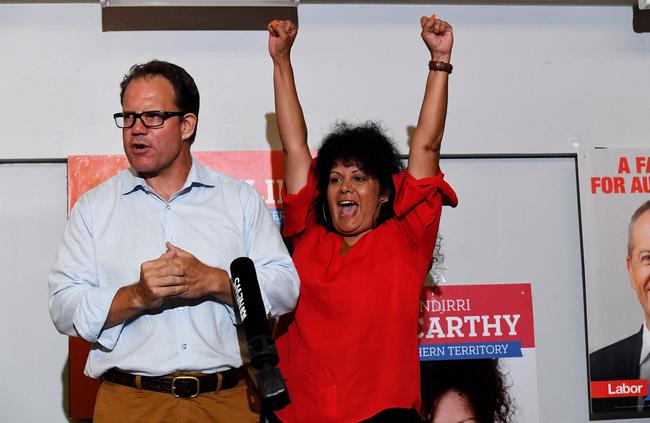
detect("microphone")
[230,257,290,410]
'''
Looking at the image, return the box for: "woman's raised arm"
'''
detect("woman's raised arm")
[407,15,454,179]
[268,20,312,194]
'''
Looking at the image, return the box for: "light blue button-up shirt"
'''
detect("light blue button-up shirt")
[48,159,299,378]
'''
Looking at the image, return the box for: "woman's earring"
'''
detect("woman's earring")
[322,203,329,225]
[372,201,385,229]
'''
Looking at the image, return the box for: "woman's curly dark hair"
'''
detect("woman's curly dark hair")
[420,359,516,423]
[314,121,403,231]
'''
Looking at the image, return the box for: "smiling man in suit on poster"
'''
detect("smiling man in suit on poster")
[590,200,650,415]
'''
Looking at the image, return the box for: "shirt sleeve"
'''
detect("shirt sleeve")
[48,195,124,350]
[392,170,458,250]
[241,185,300,318]
[281,159,318,238]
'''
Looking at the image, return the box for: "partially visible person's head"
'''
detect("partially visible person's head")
[626,200,650,326]
[431,389,478,423]
[313,121,403,235]
[420,359,515,423]
[120,60,200,143]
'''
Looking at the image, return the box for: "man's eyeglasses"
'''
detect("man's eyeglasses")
[113,111,186,129]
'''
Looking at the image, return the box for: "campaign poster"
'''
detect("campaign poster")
[579,148,650,419]
[418,283,539,423]
[66,151,284,419]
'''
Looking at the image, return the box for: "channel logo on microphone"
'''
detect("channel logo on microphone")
[232,276,248,321]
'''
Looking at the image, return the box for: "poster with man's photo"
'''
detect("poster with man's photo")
[418,282,539,423]
[579,148,650,420]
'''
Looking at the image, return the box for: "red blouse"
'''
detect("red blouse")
[275,167,457,423]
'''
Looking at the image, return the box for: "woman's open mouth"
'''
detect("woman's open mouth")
[338,200,358,218]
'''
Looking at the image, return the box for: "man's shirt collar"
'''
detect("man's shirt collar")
[120,158,215,198]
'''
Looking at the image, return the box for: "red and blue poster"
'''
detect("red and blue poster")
[419,283,538,423]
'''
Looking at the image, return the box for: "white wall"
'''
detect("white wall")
[0,163,68,423]
[1,3,649,160]
[2,2,649,422]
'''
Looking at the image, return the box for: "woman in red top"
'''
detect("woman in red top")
[268,14,457,423]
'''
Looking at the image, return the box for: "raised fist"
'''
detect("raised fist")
[420,14,453,61]
[268,19,298,62]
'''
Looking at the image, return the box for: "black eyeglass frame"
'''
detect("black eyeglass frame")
[113,111,187,129]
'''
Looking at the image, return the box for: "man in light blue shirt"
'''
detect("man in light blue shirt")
[48,60,299,422]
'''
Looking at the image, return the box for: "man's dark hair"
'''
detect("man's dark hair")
[120,60,200,143]
[313,121,403,231]
[420,359,515,423]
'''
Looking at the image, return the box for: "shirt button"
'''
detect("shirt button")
[181,344,187,350]
[166,204,171,210]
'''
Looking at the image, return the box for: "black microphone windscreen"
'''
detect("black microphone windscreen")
[230,257,272,344]
[229,256,290,409]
